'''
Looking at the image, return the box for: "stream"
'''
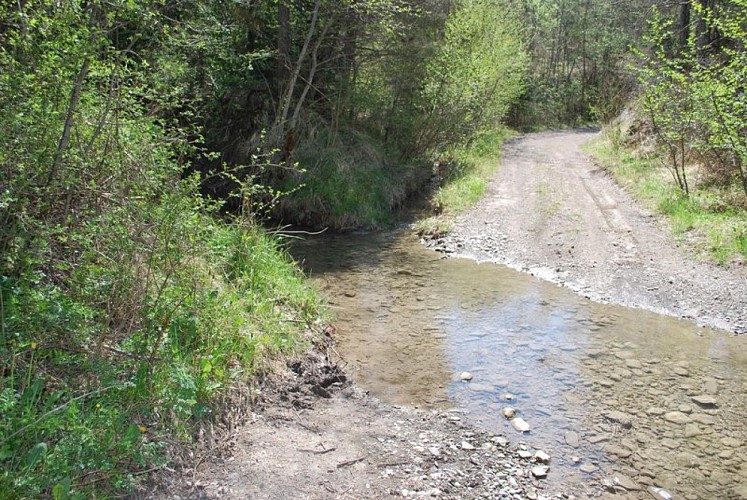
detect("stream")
[290,229,747,498]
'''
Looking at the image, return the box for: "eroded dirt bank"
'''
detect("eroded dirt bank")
[428,129,747,335]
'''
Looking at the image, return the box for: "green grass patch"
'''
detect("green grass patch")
[414,127,516,237]
[586,133,747,265]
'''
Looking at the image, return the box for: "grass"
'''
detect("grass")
[0,186,325,498]
[585,132,747,266]
[414,127,516,237]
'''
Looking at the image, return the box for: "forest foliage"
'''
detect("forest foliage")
[636,0,747,201]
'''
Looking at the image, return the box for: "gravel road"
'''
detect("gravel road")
[428,129,747,335]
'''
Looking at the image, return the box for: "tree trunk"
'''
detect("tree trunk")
[278,0,290,84]
[678,0,692,54]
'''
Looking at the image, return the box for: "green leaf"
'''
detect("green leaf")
[23,442,47,469]
[52,476,71,500]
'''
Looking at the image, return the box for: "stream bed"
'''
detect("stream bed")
[290,230,747,498]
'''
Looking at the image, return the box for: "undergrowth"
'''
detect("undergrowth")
[0,3,325,495]
[275,128,430,230]
[414,127,516,237]
[0,194,323,497]
[586,132,747,265]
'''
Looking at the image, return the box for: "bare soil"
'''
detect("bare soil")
[153,130,747,500]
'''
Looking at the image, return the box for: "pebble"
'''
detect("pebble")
[604,444,633,458]
[580,464,598,474]
[626,359,643,369]
[646,407,666,416]
[613,474,641,491]
[502,407,516,419]
[534,450,551,464]
[531,465,549,479]
[690,413,716,425]
[460,372,473,381]
[605,410,634,428]
[492,436,509,447]
[703,379,719,394]
[691,395,718,408]
[684,423,702,438]
[588,434,609,444]
[661,438,680,449]
[673,367,690,377]
[664,411,691,425]
[460,441,475,451]
[648,486,674,500]
[511,417,531,433]
[721,436,742,448]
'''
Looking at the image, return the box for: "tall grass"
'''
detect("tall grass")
[275,128,430,230]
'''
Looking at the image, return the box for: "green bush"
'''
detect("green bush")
[0,2,323,496]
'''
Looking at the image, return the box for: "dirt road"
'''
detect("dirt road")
[431,129,747,335]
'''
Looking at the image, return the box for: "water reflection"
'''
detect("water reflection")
[291,230,747,498]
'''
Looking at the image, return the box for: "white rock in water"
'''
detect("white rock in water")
[460,372,473,381]
[534,450,551,464]
[502,407,516,419]
[511,417,531,433]
[531,465,549,479]
[647,486,674,500]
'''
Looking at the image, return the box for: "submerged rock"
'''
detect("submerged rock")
[564,430,580,448]
[605,410,634,428]
[511,417,531,433]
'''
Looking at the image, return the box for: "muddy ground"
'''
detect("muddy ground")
[153,130,747,499]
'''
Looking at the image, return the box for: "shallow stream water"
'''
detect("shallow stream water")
[290,230,747,498]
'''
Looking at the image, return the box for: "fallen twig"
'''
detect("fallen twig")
[336,455,367,468]
[298,447,336,455]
